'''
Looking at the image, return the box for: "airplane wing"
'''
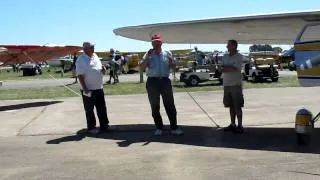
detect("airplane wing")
[113,10,320,45]
[0,47,7,54]
[0,45,82,64]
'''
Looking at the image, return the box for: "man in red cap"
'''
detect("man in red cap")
[140,34,184,136]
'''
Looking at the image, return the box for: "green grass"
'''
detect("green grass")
[0,76,299,100]
[0,67,73,81]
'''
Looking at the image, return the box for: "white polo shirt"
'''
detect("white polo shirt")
[76,53,103,90]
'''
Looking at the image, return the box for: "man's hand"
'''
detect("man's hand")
[146,49,153,63]
[147,49,153,56]
[83,89,92,97]
[140,49,153,69]
[83,88,89,94]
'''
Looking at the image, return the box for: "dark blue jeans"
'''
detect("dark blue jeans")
[81,89,109,130]
[146,77,178,130]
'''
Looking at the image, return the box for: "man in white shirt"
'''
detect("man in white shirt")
[221,39,244,134]
[76,42,109,134]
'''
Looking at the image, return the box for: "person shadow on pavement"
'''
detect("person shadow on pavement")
[46,124,320,154]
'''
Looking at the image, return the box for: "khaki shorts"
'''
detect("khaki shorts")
[223,85,244,108]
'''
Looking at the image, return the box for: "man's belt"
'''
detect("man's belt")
[148,77,169,80]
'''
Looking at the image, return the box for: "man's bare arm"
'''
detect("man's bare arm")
[140,49,153,70]
[168,56,176,69]
[77,75,88,93]
[140,56,149,70]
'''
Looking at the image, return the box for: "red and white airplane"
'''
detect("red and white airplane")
[0,44,81,65]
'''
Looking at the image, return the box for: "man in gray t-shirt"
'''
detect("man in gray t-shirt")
[221,39,244,134]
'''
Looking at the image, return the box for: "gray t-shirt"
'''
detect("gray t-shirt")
[222,52,243,86]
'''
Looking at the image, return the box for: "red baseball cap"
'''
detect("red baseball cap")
[151,34,162,42]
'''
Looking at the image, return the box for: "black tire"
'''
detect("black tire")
[271,77,278,82]
[189,76,199,86]
[242,73,248,80]
[252,73,258,82]
[289,66,293,71]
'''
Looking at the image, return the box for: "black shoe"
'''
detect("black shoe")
[99,125,109,133]
[233,126,244,134]
[87,128,99,134]
[223,124,236,132]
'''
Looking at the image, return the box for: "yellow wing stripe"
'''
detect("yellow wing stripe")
[294,43,320,51]
[297,66,320,76]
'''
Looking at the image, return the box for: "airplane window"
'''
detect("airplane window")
[299,24,320,43]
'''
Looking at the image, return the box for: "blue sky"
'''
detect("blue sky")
[1,0,319,53]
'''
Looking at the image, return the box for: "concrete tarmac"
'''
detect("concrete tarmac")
[1,87,320,179]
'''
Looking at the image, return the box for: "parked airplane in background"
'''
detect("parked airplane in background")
[46,55,75,71]
[0,47,7,53]
[114,10,320,87]
[0,45,81,65]
[0,45,81,75]
[95,49,192,73]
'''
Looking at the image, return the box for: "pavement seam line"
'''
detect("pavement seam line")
[48,74,81,96]
[16,106,47,136]
[172,76,221,128]
[22,51,80,96]
[246,121,295,127]
[19,132,75,137]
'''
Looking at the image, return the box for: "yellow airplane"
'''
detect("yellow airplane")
[95,49,192,73]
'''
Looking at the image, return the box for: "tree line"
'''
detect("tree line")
[249,44,283,53]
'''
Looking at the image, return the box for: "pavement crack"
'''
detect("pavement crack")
[246,121,295,127]
[289,171,320,177]
[19,132,75,137]
[17,106,47,136]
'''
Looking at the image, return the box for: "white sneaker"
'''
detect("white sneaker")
[154,129,163,136]
[171,128,184,136]
[88,128,99,134]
